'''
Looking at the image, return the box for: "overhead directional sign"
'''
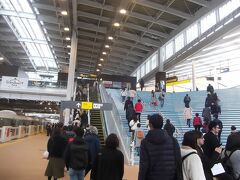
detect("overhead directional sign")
[61,101,112,110]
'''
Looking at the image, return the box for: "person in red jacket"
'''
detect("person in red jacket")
[135,99,143,122]
[193,113,202,131]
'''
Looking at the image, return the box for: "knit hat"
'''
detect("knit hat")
[231,125,236,131]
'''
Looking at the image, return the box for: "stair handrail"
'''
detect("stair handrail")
[99,83,131,164]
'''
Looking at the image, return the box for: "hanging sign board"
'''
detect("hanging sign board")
[81,102,93,110]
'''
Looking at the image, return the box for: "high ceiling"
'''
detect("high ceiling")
[0,0,221,77]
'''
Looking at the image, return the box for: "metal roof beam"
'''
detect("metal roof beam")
[77,22,107,34]
[115,40,152,52]
[78,39,102,47]
[77,0,115,12]
[135,0,192,19]
[78,11,111,22]
[186,0,209,7]
[78,31,105,40]
[78,52,98,59]
[118,31,161,47]
[78,46,100,53]
[111,46,146,58]
[129,12,178,30]
[110,52,140,63]
[124,22,168,38]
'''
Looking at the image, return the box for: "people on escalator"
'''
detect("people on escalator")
[80,111,88,129]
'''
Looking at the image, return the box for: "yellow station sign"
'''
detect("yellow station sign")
[81,102,93,110]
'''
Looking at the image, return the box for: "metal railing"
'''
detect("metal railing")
[99,83,131,164]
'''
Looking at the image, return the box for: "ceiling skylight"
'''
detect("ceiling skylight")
[0,0,58,71]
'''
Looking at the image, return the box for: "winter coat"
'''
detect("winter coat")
[121,89,127,97]
[47,135,67,158]
[84,133,100,166]
[129,120,140,131]
[202,107,211,122]
[135,102,143,113]
[91,148,124,180]
[138,129,181,180]
[124,99,133,111]
[164,123,175,136]
[193,117,202,126]
[64,137,89,170]
[202,132,221,168]
[181,146,206,180]
[183,107,192,120]
[129,90,136,98]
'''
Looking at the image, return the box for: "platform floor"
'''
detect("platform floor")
[0,134,138,180]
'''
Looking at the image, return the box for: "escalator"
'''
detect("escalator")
[89,87,105,146]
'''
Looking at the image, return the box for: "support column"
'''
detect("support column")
[192,60,196,91]
[64,0,78,125]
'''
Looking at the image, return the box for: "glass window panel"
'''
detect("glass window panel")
[146,60,150,74]
[151,53,157,69]
[219,0,240,20]
[32,58,44,67]
[186,23,198,44]
[46,61,57,68]
[40,44,53,58]
[35,44,44,57]
[10,0,22,12]
[25,42,40,57]
[1,0,15,10]
[137,69,140,82]
[10,17,30,38]
[18,0,33,13]
[166,41,173,59]
[29,20,45,40]
[140,65,145,77]
[201,11,216,34]
[22,18,36,40]
[175,33,184,52]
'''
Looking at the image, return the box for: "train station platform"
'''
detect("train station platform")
[0,133,138,180]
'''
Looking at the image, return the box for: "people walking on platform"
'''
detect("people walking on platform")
[124,97,134,132]
[80,111,88,129]
[46,123,52,136]
[158,89,165,108]
[207,84,214,94]
[120,87,127,103]
[213,114,223,143]
[224,132,240,179]
[193,113,202,131]
[184,94,191,107]
[181,130,206,180]
[183,105,192,128]
[45,126,68,180]
[139,79,144,91]
[135,99,143,122]
[129,115,140,141]
[84,126,100,177]
[205,94,213,108]
[164,119,175,136]
[64,127,89,180]
[146,114,151,130]
[134,123,144,156]
[138,114,182,180]
[91,134,124,180]
[202,106,212,123]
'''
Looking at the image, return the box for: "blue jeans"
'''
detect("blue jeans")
[69,168,85,180]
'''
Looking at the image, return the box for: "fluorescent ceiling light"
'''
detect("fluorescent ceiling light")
[96,69,100,72]
[100,58,104,61]
[67,45,71,48]
[61,11,68,16]
[113,22,120,27]
[102,52,107,55]
[0,0,58,71]
[64,27,70,31]
[108,36,113,40]
[119,9,127,14]
[0,57,4,60]
[65,37,70,41]
[98,64,102,66]
[105,45,110,48]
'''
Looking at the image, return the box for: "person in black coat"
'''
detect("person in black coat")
[138,114,182,180]
[207,84,214,94]
[84,126,100,177]
[91,134,124,180]
[80,111,88,129]
[184,94,191,107]
[164,119,175,137]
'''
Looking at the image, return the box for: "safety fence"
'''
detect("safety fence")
[0,125,44,143]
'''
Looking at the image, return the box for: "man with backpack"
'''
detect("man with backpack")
[64,127,89,180]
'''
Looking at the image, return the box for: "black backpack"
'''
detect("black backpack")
[70,143,88,170]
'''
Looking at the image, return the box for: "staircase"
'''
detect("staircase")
[89,88,105,146]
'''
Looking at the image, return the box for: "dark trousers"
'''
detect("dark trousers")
[187,119,191,127]
[194,125,201,131]
[135,113,141,122]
